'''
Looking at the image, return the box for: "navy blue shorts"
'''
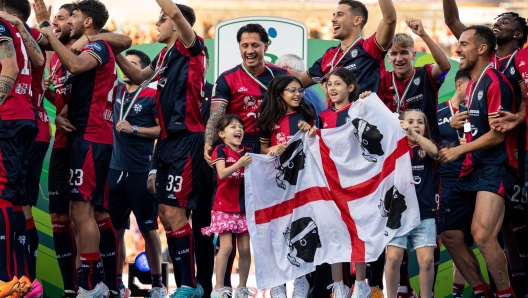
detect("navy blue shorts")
[108,169,158,232]
[48,147,71,214]
[0,119,38,205]
[155,132,204,209]
[26,141,50,206]
[68,132,112,208]
[443,165,514,245]
[437,183,455,235]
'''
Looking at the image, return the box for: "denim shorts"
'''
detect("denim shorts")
[388,218,436,251]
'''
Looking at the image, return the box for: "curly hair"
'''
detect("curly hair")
[495,12,528,48]
[3,0,31,22]
[237,23,269,44]
[72,0,109,31]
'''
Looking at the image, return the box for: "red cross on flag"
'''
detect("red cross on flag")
[245,93,420,290]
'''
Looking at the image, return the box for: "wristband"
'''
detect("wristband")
[148,169,157,176]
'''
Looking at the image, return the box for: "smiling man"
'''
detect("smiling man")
[439,25,517,298]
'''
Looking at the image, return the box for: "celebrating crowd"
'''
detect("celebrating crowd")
[0,0,527,298]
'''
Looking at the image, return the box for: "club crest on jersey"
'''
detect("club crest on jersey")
[275,139,305,189]
[510,66,515,75]
[352,118,384,162]
[477,90,484,101]
[0,26,4,33]
[379,186,407,230]
[413,77,421,85]
[133,104,142,113]
[350,49,358,58]
[243,95,257,109]
[283,217,321,267]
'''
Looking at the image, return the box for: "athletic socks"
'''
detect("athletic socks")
[223,235,236,288]
[0,198,16,281]
[511,222,528,283]
[172,223,197,288]
[52,220,78,292]
[76,267,83,289]
[97,217,118,292]
[510,269,527,296]
[453,283,464,298]
[152,274,163,288]
[80,252,101,291]
[118,274,123,287]
[25,217,38,280]
[13,205,27,278]
[166,227,181,286]
[496,286,515,298]
[399,249,412,289]
[473,284,495,298]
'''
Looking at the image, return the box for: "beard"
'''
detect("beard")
[70,24,85,40]
[58,30,72,44]
[459,56,477,72]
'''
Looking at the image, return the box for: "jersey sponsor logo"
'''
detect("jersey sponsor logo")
[15,83,29,94]
[351,49,358,58]
[238,86,248,92]
[438,117,452,125]
[226,157,237,163]
[412,165,424,171]
[344,64,357,70]
[469,110,480,116]
[406,94,423,104]
[413,77,421,85]
[133,103,142,113]
[477,90,484,100]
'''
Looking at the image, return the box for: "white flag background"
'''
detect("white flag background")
[245,94,420,290]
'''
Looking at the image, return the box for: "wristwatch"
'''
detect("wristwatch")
[39,21,51,28]
[132,125,138,135]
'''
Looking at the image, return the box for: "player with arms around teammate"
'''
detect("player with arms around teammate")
[439,25,517,298]
[37,0,132,296]
[108,50,165,298]
[116,1,206,297]
[291,0,396,95]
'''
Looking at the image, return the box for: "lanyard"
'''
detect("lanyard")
[392,69,416,113]
[50,58,62,80]
[119,45,173,121]
[331,36,361,70]
[241,63,274,91]
[466,64,490,124]
[494,49,519,73]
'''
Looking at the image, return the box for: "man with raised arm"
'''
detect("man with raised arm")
[115,1,206,297]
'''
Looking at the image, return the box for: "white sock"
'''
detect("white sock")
[397,285,409,293]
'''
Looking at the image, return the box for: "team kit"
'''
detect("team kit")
[0,0,527,297]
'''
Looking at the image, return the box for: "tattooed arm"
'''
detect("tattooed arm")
[0,12,45,68]
[204,100,227,164]
[0,40,19,106]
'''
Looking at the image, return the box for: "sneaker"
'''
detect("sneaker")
[169,284,204,298]
[77,283,109,298]
[371,286,384,298]
[60,290,78,298]
[234,287,254,298]
[327,280,351,298]
[25,279,43,298]
[351,281,371,298]
[292,276,309,298]
[397,287,416,298]
[0,277,20,298]
[118,284,130,298]
[270,285,286,298]
[149,287,167,298]
[210,287,232,298]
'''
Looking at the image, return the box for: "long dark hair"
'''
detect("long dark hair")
[256,75,315,133]
[212,114,244,149]
[327,68,360,103]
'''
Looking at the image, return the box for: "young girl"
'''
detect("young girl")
[255,75,315,298]
[201,115,254,298]
[385,109,439,298]
[320,68,383,298]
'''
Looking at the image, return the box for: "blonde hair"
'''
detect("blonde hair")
[392,33,414,50]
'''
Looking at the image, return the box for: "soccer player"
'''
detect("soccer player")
[439,25,517,298]
[37,0,132,296]
[0,1,47,288]
[115,1,206,296]
[0,0,37,286]
[436,70,470,298]
[291,0,396,95]
[379,19,451,143]
[108,49,164,298]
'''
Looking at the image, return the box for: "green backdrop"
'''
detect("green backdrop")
[35,39,484,297]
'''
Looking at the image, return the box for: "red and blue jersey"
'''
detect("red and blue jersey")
[516,49,528,153]
[212,64,289,136]
[150,33,205,139]
[409,145,439,220]
[30,28,50,143]
[50,53,73,149]
[379,64,443,144]
[318,102,353,129]
[461,67,517,176]
[110,85,158,173]
[0,20,36,121]
[69,40,117,145]
[260,111,312,146]
[437,100,466,186]
[308,32,386,93]
[211,144,252,212]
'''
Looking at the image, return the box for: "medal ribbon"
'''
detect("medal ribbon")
[494,49,519,73]
[330,36,361,70]
[466,64,490,125]
[393,69,416,113]
[241,63,275,91]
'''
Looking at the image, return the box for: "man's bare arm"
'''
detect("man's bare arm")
[442,0,466,39]
[375,0,397,50]
[115,54,154,85]
[156,0,195,47]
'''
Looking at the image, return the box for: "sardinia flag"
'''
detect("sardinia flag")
[245,93,420,290]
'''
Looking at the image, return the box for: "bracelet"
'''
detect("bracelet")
[85,34,91,43]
